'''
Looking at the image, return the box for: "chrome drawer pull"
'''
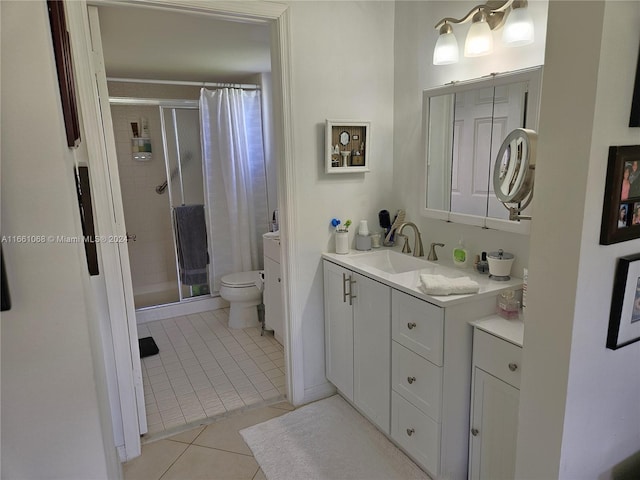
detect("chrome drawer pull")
[406,428,415,436]
[342,273,349,303]
[508,363,518,372]
[407,322,417,330]
[349,277,357,306]
[407,376,416,384]
[471,428,479,437]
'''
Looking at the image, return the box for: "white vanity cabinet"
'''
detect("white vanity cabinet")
[323,260,391,433]
[323,254,520,479]
[468,317,524,480]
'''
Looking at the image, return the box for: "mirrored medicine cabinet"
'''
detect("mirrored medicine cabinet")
[422,66,542,234]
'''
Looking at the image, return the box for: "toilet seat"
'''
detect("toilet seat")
[221,271,261,288]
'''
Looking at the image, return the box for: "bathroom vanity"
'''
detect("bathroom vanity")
[322,250,522,479]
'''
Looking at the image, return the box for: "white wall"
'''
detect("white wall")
[287,0,396,400]
[393,0,548,275]
[517,1,640,478]
[1,1,118,477]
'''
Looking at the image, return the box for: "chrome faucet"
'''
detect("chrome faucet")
[428,242,445,261]
[396,222,424,257]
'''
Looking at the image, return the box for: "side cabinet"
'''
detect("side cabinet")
[323,260,391,433]
[469,329,522,480]
[263,235,283,343]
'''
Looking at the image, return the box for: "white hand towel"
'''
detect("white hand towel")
[419,274,479,296]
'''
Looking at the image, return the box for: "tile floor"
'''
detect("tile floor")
[138,308,286,436]
[123,401,295,480]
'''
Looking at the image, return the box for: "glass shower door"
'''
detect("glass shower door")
[161,107,210,301]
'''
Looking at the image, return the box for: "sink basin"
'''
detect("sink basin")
[349,250,434,274]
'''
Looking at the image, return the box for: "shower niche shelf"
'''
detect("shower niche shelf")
[132,137,152,162]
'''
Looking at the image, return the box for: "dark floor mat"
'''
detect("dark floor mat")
[139,336,159,358]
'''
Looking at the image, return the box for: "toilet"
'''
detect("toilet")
[219,270,263,329]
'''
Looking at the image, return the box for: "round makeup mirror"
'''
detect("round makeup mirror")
[493,128,537,220]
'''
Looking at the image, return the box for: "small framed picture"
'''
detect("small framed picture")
[600,145,640,244]
[325,120,370,174]
[607,253,640,349]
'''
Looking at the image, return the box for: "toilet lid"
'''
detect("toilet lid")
[221,271,260,287]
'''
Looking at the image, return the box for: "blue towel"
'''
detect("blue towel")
[173,205,208,286]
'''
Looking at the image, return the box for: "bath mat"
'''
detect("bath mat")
[240,395,431,480]
[138,336,159,358]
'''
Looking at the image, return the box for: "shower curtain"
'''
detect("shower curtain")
[199,88,269,292]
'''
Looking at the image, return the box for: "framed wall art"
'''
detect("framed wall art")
[48,0,81,148]
[325,120,370,174]
[607,253,640,349]
[600,145,640,245]
[629,40,640,128]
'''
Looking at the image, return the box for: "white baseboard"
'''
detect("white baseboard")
[136,296,229,324]
[302,381,337,405]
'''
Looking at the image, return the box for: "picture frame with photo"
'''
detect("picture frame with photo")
[607,253,640,349]
[600,145,640,244]
[325,120,370,174]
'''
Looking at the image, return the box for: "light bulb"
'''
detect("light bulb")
[433,27,459,65]
[502,6,534,46]
[464,13,493,57]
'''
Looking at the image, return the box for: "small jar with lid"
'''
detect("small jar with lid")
[497,290,520,320]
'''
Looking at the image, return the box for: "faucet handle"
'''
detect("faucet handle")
[400,235,411,254]
[428,242,445,261]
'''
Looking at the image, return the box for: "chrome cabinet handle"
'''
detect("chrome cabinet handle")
[348,277,357,306]
[407,376,416,384]
[471,428,479,436]
[407,322,417,330]
[342,273,349,303]
[508,363,518,372]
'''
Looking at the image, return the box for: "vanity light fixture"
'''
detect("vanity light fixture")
[433,0,534,65]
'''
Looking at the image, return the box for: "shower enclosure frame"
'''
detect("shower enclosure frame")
[109,96,210,309]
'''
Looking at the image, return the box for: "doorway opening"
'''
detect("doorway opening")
[92,2,287,439]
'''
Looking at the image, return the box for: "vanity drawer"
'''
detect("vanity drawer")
[473,329,522,389]
[392,341,442,421]
[392,290,444,366]
[391,391,440,476]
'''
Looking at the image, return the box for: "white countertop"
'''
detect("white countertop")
[469,314,524,347]
[322,249,523,308]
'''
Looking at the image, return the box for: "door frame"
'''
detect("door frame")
[66,0,302,461]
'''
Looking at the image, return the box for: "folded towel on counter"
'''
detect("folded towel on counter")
[419,274,480,296]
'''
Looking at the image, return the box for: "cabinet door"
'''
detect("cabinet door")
[323,261,354,400]
[264,256,283,343]
[353,273,391,433]
[469,368,519,480]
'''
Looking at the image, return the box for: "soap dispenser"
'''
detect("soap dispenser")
[355,220,372,251]
[452,238,468,268]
